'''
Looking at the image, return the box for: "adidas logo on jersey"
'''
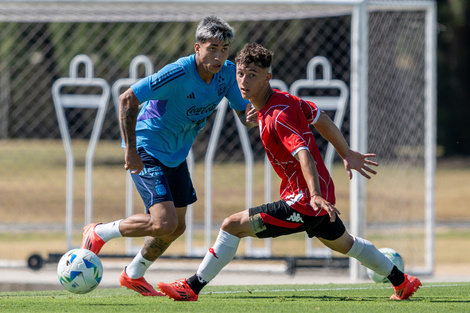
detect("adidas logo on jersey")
[186,92,195,99]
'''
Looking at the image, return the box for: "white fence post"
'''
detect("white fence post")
[111,55,154,255]
[52,54,110,250]
[290,56,349,258]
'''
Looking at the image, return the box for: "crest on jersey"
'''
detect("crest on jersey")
[217,83,226,96]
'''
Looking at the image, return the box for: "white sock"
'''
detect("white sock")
[345,236,394,277]
[125,251,154,279]
[197,229,240,282]
[95,220,123,242]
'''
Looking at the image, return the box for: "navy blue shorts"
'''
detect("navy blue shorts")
[249,200,346,241]
[131,148,197,212]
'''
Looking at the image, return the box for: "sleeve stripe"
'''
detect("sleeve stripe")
[291,146,308,157]
[277,121,307,145]
[150,68,186,91]
[311,109,321,124]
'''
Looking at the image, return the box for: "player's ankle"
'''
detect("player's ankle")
[387,266,405,286]
[186,274,207,294]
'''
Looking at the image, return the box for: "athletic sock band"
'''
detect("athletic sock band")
[196,229,240,283]
[346,235,394,277]
[125,250,154,279]
[95,220,123,242]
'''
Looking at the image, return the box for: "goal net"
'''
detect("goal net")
[0,0,436,279]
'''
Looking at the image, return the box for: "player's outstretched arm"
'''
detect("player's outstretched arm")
[342,150,378,180]
[313,111,378,180]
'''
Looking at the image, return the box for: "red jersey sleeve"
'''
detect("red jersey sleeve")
[275,104,311,156]
[276,90,321,124]
[276,90,320,124]
[299,98,321,124]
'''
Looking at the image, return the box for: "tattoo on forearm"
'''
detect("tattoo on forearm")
[120,106,138,149]
[141,237,171,261]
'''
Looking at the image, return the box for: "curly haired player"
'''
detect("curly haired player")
[157,43,421,301]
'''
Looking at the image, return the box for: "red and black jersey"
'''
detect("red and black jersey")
[257,90,335,216]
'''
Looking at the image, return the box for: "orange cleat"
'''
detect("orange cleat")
[390,274,422,300]
[119,268,165,297]
[81,223,105,255]
[157,279,198,301]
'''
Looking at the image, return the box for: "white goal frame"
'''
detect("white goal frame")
[4,0,437,281]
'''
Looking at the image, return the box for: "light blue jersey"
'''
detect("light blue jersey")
[129,54,249,167]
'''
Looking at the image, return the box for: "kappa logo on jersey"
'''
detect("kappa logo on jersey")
[286,212,304,223]
[186,92,195,99]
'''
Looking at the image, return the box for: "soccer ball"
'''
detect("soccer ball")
[366,248,405,283]
[57,248,103,294]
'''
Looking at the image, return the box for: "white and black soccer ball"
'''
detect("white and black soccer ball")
[366,247,405,283]
[57,248,103,294]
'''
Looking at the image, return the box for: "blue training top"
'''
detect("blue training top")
[128,54,249,167]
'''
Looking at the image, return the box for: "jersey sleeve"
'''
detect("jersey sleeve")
[275,106,310,156]
[299,98,321,124]
[131,64,184,103]
[131,75,154,103]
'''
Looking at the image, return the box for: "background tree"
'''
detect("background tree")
[437,0,470,156]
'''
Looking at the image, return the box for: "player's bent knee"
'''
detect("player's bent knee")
[220,216,232,230]
[149,219,178,237]
[220,215,242,235]
[171,223,186,238]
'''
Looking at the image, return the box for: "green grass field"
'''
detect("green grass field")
[1,139,470,305]
[1,283,469,313]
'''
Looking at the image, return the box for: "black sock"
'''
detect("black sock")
[387,265,405,286]
[186,274,208,295]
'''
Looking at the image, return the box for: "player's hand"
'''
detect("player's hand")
[245,104,258,126]
[343,150,378,180]
[124,149,144,174]
[311,195,341,222]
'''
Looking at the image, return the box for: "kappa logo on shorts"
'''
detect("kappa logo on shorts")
[286,212,304,223]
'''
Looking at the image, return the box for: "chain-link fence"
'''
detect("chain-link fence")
[0,2,431,161]
[0,16,353,162]
[0,1,435,273]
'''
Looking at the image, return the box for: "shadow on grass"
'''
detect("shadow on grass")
[210,293,386,302]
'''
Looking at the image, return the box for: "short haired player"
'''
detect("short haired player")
[157,43,421,301]
[80,16,256,296]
